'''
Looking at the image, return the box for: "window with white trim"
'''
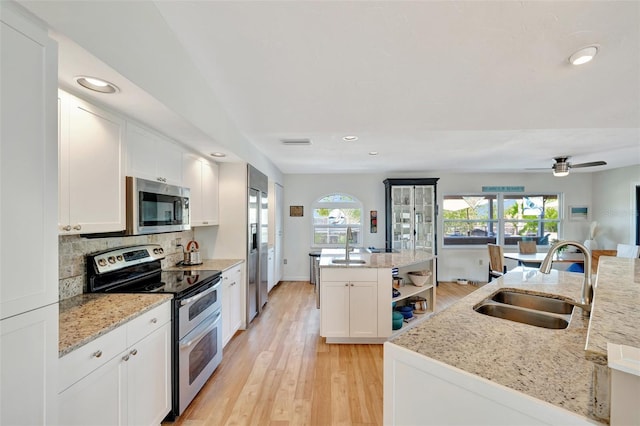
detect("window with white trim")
[442,193,561,246]
[312,193,363,247]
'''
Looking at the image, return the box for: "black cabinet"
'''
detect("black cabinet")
[383,178,439,253]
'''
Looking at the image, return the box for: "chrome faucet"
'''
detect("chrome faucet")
[539,240,592,312]
[345,226,352,262]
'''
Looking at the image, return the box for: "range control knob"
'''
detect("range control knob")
[153,248,159,254]
[107,256,116,264]
[116,255,123,261]
[158,248,164,254]
[97,258,107,267]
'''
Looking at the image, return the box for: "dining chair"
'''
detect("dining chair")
[487,244,507,282]
[518,241,537,254]
[516,240,538,267]
[616,243,640,258]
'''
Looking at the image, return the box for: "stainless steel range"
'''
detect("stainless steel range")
[86,244,222,419]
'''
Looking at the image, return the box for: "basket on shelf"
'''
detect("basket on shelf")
[407,270,432,287]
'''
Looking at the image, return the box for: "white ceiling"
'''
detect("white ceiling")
[19,1,640,175]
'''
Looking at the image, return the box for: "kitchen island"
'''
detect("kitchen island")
[384,256,640,425]
[319,249,436,344]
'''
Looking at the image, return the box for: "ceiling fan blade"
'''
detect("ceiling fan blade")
[570,161,607,169]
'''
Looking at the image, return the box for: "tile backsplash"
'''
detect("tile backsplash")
[58,230,194,300]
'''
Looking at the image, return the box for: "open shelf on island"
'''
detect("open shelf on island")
[390,309,435,338]
[393,283,434,303]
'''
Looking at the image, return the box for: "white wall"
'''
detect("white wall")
[592,165,640,248]
[281,170,622,282]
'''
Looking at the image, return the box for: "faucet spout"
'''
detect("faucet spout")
[345,227,352,261]
[540,240,592,312]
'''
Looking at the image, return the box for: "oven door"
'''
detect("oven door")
[178,278,222,338]
[178,309,222,415]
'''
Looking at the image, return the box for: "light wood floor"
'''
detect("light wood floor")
[167,281,478,426]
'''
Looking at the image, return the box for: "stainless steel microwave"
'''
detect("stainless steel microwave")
[126,176,190,235]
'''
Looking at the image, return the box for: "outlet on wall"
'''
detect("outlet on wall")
[478,259,483,265]
[283,259,287,264]
[175,238,182,246]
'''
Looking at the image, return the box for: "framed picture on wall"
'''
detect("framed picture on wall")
[290,205,304,217]
[568,205,589,221]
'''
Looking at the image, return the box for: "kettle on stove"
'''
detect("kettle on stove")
[182,240,202,265]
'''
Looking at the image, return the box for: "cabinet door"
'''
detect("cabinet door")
[391,186,414,250]
[58,351,127,426]
[349,281,378,338]
[222,265,243,346]
[413,186,435,251]
[320,281,350,337]
[1,3,58,318]
[0,304,58,425]
[127,323,171,426]
[62,94,125,234]
[182,154,203,224]
[200,159,219,225]
[127,122,183,185]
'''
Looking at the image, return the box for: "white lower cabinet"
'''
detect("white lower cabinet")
[58,301,171,426]
[222,263,243,346]
[321,268,379,339]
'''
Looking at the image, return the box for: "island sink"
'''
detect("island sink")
[331,258,367,265]
[475,303,570,329]
[474,290,574,329]
[491,291,574,315]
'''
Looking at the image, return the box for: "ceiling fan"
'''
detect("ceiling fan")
[537,156,607,177]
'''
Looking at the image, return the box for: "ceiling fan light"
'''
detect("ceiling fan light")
[553,161,569,177]
[553,170,569,177]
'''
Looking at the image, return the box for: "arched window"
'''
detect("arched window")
[312,193,363,247]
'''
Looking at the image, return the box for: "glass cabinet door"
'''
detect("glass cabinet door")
[414,186,434,250]
[391,186,414,250]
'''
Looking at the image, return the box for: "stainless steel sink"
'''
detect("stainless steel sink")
[331,258,367,265]
[474,303,570,329]
[491,291,574,315]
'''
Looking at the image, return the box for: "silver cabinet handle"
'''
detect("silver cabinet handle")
[150,318,158,324]
[122,354,130,362]
[350,283,354,286]
[130,349,138,356]
[92,350,102,358]
[62,225,72,231]
[202,221,208,225]
[73,224,82,230]
[344,283,348,286]
[156,177,167,183]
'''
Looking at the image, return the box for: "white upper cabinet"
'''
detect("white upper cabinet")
[1,3,58,318]
[58,91,126,234]
[183,153,219,226]
[127,122,183,185]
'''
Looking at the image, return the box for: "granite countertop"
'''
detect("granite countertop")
[391,268,594,419]
[59,293,172,357]
[164,258,244,272]
[319,248,435,269]
[585,256,640,364]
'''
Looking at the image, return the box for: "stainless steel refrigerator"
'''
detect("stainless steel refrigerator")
[247,165,269,324]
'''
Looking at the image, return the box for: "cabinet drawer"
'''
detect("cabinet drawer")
[321,268,378,282]
[127,301,171,346]
[59,325,126,393]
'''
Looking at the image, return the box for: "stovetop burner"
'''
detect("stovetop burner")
[86,244,221,298]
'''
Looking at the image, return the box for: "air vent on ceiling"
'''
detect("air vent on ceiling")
[280,138,312,146]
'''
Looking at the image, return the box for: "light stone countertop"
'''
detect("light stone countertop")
[58,259,242,358]
[59,293,173,357]
[164,258,244,272]
[585,256,640,364]
[319,248,435,268]
[391,268,595,419]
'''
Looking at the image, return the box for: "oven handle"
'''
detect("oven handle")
[180,279,221,307]
[179,311,221,349]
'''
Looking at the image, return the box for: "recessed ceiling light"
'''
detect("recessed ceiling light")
[75,76,119,94]
[369,151,378,156]
[210,152,226,158]
[342,135,358,141]
[568,46,598,66]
